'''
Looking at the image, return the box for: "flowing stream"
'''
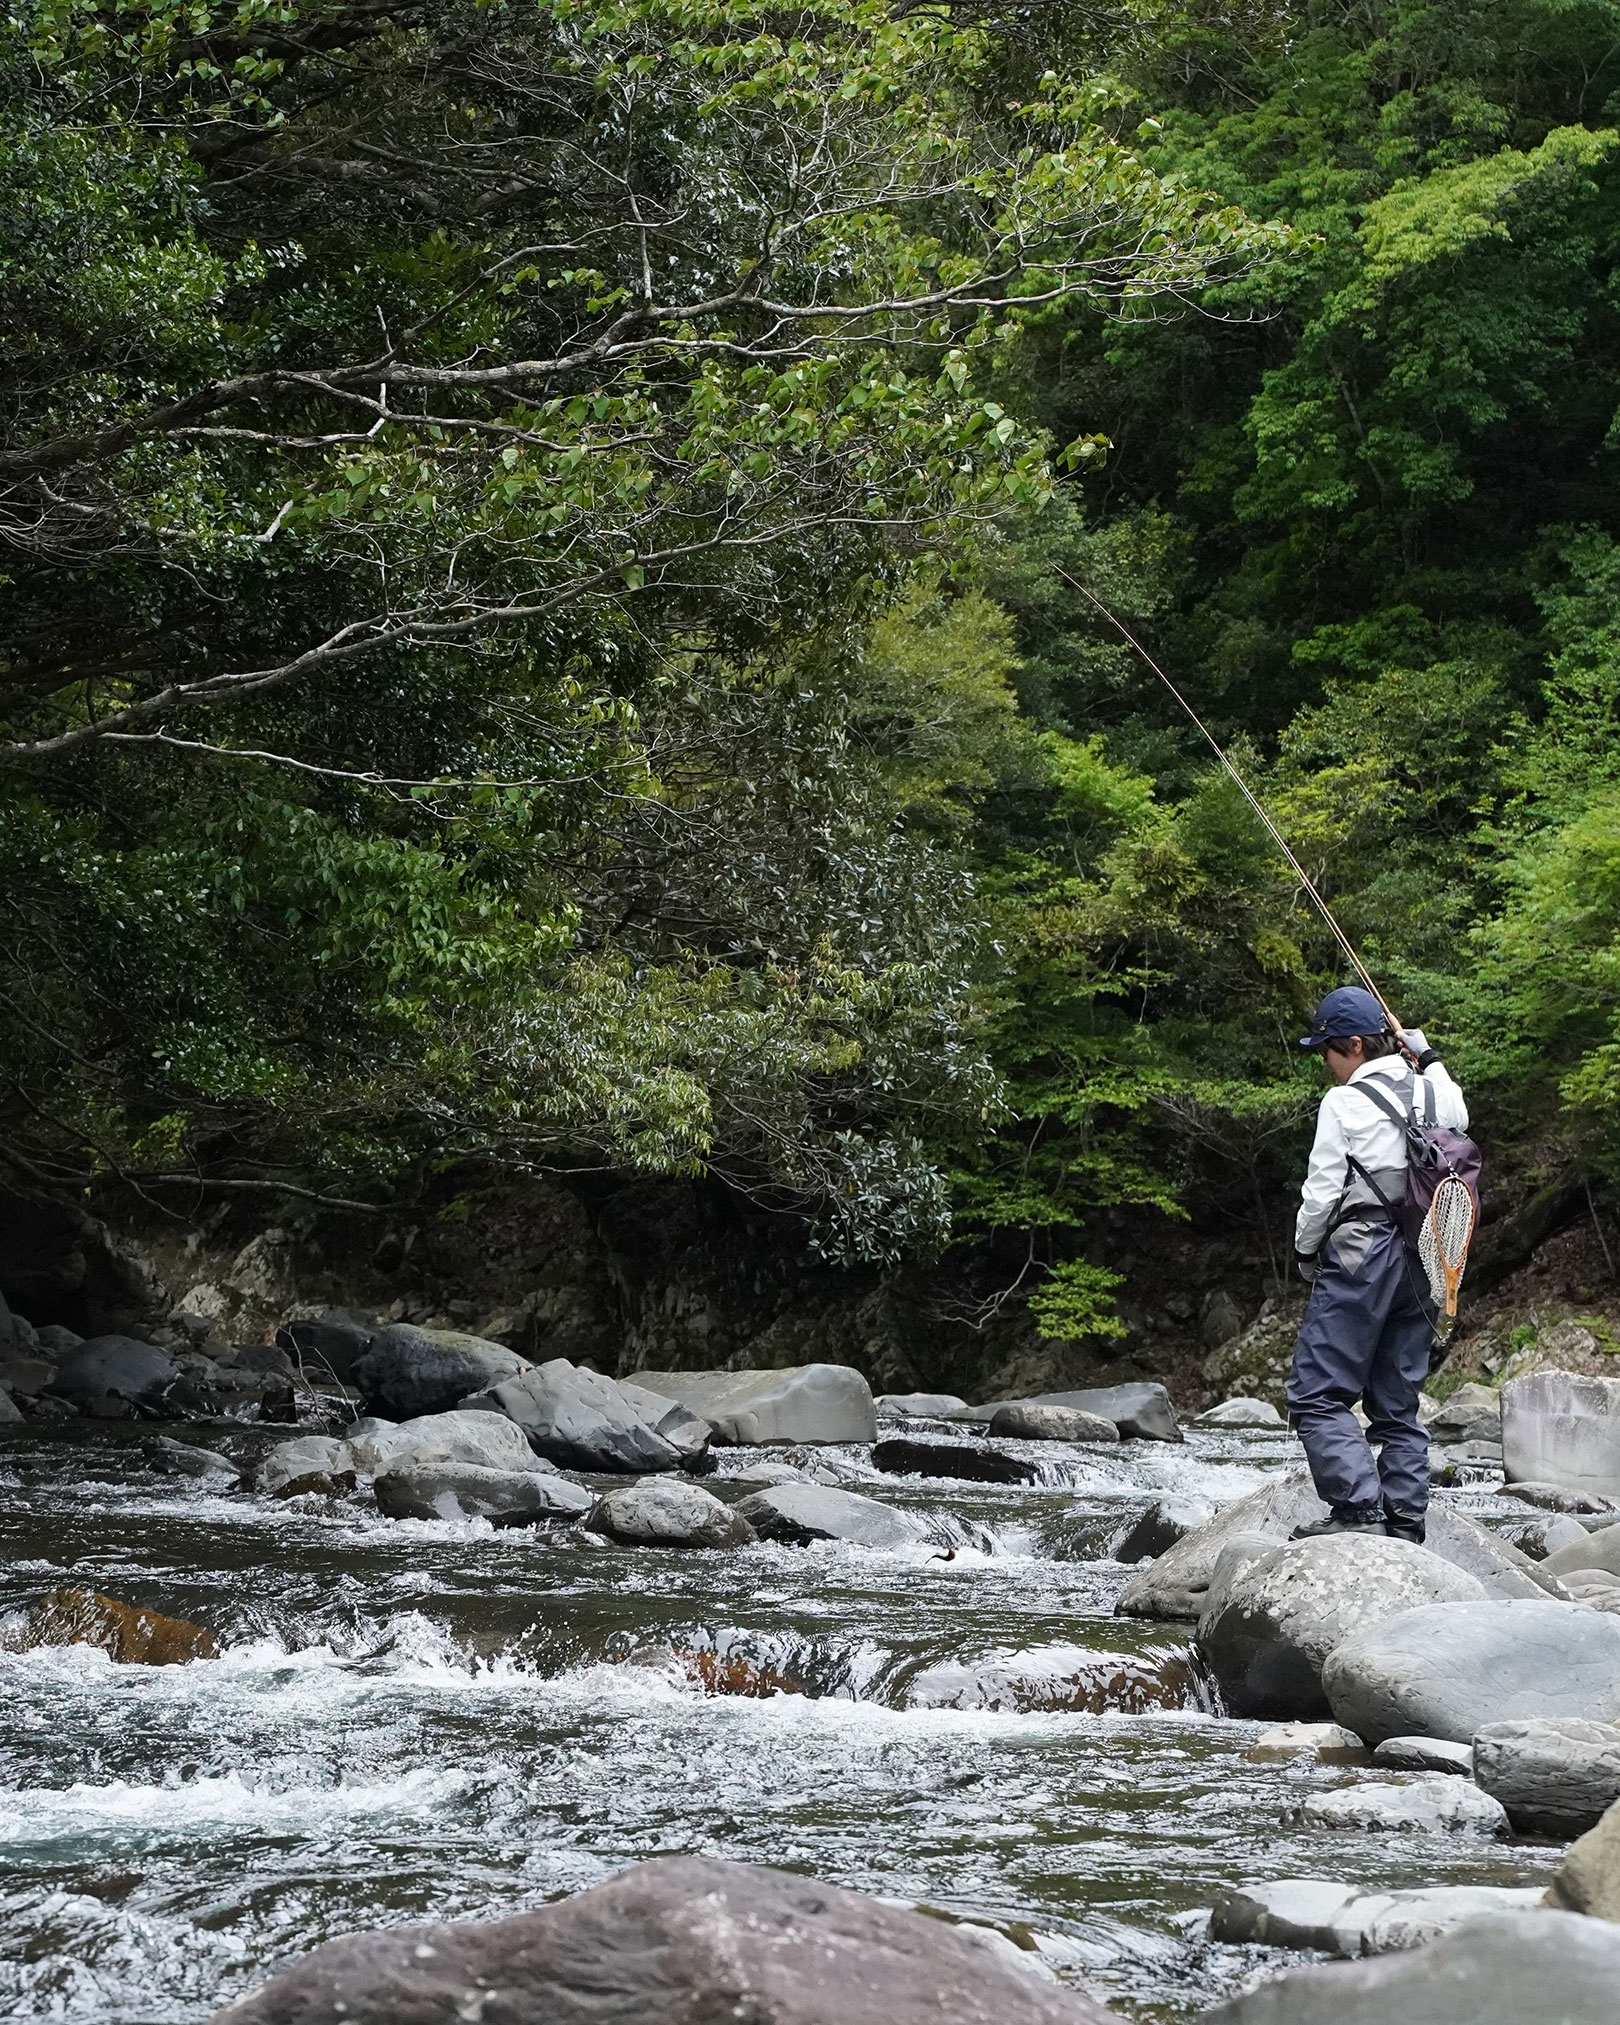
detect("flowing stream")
[0,1418,1562,2020]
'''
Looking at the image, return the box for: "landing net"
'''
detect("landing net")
[1419,1175,1476,1317]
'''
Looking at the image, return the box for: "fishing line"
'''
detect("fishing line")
[1052,565,1404,1038]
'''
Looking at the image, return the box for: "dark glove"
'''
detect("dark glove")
[1295,1249,1321,1285]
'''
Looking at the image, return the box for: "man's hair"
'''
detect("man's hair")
[1326,1030,1398,1061]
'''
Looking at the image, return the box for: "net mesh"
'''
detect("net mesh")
[1419,1176,1477,1318]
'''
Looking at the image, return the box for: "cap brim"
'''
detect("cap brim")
[1299,1035,1330,1050]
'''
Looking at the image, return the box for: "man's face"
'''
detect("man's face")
[1323,1037,1363,1085]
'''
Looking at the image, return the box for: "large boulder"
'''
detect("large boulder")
[1549,1795,1620,1921]
[987,1403,1119,1443]
[1322,1600,1620,1744]
[1009,1383,1180,1442]
[461,1360,683,1474]
[347,1410,546,1478]
[902,1642,1200,1716]
[734,1483,925,1549]
[585,1478,756,1549]
[373,1465,592,1525]
[277,1310,379,1384]
[630,1364,877,1445]
[1194,1910,1620,2024]
[1472,1717,1620,1836]
[45,1334,176,1416]
[1117,1470,1550,1621]
[206,1854,1117,2025]
[1196,1535,1486,1719]
[872,1437,1036,1485]
[353,1325,530,1420]
[1210,1879,1544,1956]
[617,1381,714,1472]
[1300,1775,1508,1837]
[1502,1369,1620,1499]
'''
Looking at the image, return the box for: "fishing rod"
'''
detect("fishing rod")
[1053,566,1409,1046]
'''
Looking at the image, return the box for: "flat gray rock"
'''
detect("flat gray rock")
[1022,1383,1180,1442]
[1544,1523,1620,1582]
[987,1403,1120,1443]
[585,1478,755,1548]
[1300,1775,1508,1836]
[734,1482,925,1549]
[876,1392,969,1418]
[47,1334,177,1415]
[632,1364,877,1445]
[1503,1369,1620,1500]
[461,1359,682,1474]
[1373,1735,1474,1774]
[373,1464,591,1524]
[257,1436,357,1498]
[1117,1470,1547,1622]
[1196,1397,1285,1428]
[1498,1478,1616,1515]
[206,1853,1119,2025]
[1323,1599,1620,1743]
[353,1325,530,1420]
[1114,1497,1213,1565]
[1197,1535,1485,1719]
[1211,1879,1544,1956]
[1473,1717,1620,1835]
[1194,1909,1620,2023]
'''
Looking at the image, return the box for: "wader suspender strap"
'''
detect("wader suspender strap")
[1339,1072,1440,1322]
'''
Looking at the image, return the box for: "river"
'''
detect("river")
[0,1417,1560,2019]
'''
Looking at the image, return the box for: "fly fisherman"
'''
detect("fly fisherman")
[1287,986,1468,1544]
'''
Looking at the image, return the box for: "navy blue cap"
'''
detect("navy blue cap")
[1300,985,1388,1049]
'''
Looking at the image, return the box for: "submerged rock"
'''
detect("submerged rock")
[46,1334,176,1416]
[1196,1909,1620,2023]
[1196,1534,1486,1720]
[461,1359,683,1474]
[1211,1879,1544,1955]
[630,1364,878,1446]
[903,1641,1201,1715]
[1195,1398,1285,1428]
[1113,1497,1213,1565]
[585,1478,756,1548]
[1300,1775,1508,1837]
[1548,1794,1620,1920]
[145,1437,241,1483]
[1472,1717,1620,1836]
[1323,1599,1620,1743]
[734,1482,925,1549]
[373,1464,591,1525]
[207,1854,1119,2025]
[353,1325,530,1420]
[1503,1369,1620,1501]
[16,1588,215,1664]
[872,1437,1036,1484]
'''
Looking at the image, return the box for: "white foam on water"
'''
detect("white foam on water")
[0,1765,473,1844]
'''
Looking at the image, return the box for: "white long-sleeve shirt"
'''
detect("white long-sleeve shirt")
[1295,1044,1469,1258]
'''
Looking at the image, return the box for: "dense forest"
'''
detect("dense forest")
[5,0,1620,1352]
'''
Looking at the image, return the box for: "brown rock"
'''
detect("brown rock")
[1548,1793,1620,1920]
[208,1855,1117,2025]
[24,1589,216,1664]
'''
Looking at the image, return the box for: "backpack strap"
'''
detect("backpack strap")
[1348,1074,1413,1131]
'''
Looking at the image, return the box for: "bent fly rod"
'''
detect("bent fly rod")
[1053,567,1407,1043]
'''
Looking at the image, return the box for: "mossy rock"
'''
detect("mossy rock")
[1202,1295,1306,1410]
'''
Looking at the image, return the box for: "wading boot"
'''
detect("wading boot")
[1384,1507,1427,1546]
[1290,1502,1386,1541]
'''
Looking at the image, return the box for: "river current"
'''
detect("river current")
[0,1417,1561,2020]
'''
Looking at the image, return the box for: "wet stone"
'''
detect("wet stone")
[987,1403,1119,1443]
[373,1464,592,1526]
[1113,1496,1213,1565]
[12,1588,216,1665]
[733,1482,926,1549]
[144,1437,241,1483]
[1195,1397,1285,1428]
[1210,1879,1544,1956]
[1472,1717,1620,1836]
[1300,1775,1509,1837]
[903,1641,1202,1715]
[1372,1736,1475,1775]
[1548,1795,1620,1919]
[585,1477,756,1548]
[872,1437,1036,1485]
[1247,1722,1367,1763]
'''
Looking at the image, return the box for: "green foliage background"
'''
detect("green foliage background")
[4,0,1620,1336]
